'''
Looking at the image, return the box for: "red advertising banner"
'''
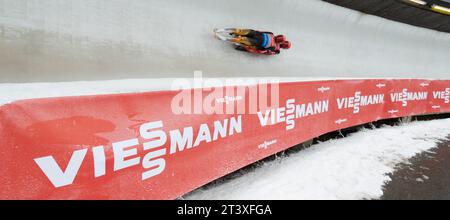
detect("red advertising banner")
[0,79,449,199]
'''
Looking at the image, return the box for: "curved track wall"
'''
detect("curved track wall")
[0,0,450,82]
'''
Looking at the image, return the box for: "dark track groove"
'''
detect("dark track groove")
[322,0,450,33]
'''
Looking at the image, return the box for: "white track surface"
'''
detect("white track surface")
[1,0,450,83]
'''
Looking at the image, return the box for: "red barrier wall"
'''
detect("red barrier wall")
[0,79,449,199]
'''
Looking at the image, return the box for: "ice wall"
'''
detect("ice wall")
[1,0,449,82]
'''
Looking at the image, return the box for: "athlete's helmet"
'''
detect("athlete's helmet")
[280,41,291,49]
[275,35,286,43]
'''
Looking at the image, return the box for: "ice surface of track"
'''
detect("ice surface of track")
[186,119,450,200]
[1,0,450,82]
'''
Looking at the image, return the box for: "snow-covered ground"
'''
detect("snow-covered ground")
[185,118,450,200]
[1,0,450,82]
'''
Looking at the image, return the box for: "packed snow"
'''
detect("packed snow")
[0,76,348,105]
[185,118,450,200]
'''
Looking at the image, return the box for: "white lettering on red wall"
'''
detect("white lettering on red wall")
[33,115,242,188]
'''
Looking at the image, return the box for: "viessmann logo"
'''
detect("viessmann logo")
[390,89,428,107]
[257,98,330,131]
[433,88,450,104]
[33,116,242,188]
[336,91,384,114]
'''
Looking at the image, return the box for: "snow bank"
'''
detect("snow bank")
[186,118,450,200]
[0,76,343,105]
